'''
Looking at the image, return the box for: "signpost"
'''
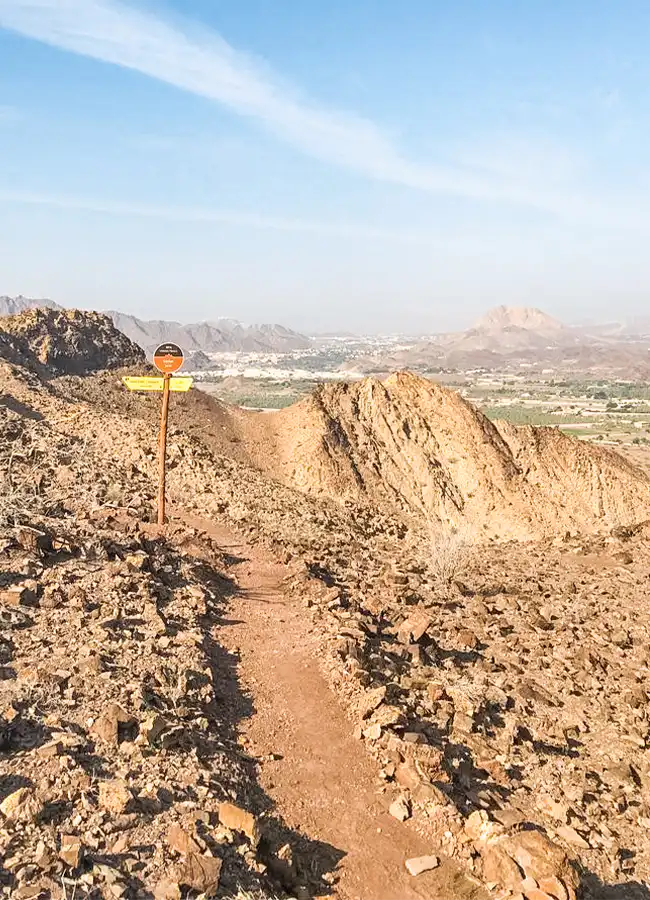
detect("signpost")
[122,376,193,393]
[121,342,188,526]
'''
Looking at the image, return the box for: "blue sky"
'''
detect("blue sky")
[1,0,649,332]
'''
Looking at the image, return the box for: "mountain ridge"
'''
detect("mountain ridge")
[228,370,650,539]
[0,296,311,356]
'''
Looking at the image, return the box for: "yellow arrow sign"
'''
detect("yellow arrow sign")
[122,376,194,393]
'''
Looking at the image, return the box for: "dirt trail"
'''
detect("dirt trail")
[182,514,485,900]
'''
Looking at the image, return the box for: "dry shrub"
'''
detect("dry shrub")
[0,414,88,526]
[0,421,49,526]
[428,525,470,584]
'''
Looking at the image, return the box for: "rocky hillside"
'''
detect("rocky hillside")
[244,372,650,539]
[4,320,650,896]
[0,308,145,375]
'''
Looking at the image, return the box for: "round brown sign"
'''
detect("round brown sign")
[153,342,184,374]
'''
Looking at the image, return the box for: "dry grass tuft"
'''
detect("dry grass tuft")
[428,525,470,584]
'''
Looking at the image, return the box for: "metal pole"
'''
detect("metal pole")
[157,373,171,525]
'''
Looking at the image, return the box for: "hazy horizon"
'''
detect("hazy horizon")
[2,1,650,332]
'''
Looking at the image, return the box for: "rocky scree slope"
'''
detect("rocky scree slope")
[0,308,144,376]
[3,324,649,898]
[37,364,650,897]
[0,392,338,899]
[247,372,650,539]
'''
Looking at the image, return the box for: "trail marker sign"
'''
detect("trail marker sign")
[122,376,193,392]
[122,343,190,525]
[153,342,184,374]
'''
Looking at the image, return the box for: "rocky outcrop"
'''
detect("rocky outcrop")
[0,308,145,375]
[246,372,650,538]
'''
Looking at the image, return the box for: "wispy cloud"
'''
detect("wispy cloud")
[0,187,462,245]
[0,0,583,216]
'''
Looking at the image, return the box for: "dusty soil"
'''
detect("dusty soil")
[186,514,486,900]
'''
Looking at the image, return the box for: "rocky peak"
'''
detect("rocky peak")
[0,307,145,375]
[475,305,564,333]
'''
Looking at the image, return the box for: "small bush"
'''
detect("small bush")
[428,526,470,584]
[0,424,49,526]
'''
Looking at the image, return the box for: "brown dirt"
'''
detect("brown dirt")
[185,514,486,900]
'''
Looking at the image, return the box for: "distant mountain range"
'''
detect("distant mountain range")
[0,296,312,357]
[3,296,650,377]
[105,311,312,356]
[0,295,62,316]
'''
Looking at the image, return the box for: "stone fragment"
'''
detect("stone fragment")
[538,877,569,900]
[405,855,439,876]
[35,841,54,871]
[139,713,168,745]
[525,890,559,900]
[0,787,41,822]
[59,834,83,868]
[78,652,103,675]
[480,829,579,899]
[426,682,445,702]
[98,780,132,815]
[457,629,479,649]
[480,843,526,891]
[125,552,148,571]
[91,703,132,745]
[389,796,411,822]
[369,705,404,728]
[404,731,427,744]
[37,740,63,758]
[179,852,222,894]
[357,686,387,719]
[12,883,50,900]
[154,880,181,900]
[0,587,28,606]
[398,611,431,644]
[395,761,422,791]
[167,823,200,856]
[218,802,259,844]
[556,825,589,850]
[464,809,489,841]
[363,722,382,740]
[4,704,18,723]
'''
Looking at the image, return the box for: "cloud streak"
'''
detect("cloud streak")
[0,187,461,245]
[0,0,583,215]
